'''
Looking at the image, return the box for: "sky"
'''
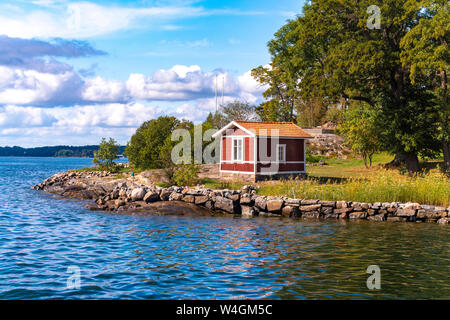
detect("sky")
[0,0,305,147]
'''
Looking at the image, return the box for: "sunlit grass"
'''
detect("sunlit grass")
[256,169,450,207]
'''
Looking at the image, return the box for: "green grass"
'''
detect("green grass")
[71,165,144,176]
[256,170,449,206]
[307,153,394,178]
[201,178,245,190]
[264,153,450,206]
[202,153,449,206]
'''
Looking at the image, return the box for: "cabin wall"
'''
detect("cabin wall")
[221,135,255,173]
[256,137,305,173]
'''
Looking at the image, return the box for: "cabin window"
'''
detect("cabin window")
[277,144,286,162]
[232,138,243,162]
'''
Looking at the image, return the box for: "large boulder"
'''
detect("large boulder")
[241,206,256,218]
[144,192,160,203]
[131,188,146,201]
[396,209,416,217]
[160,189,172,201]
[254,197,267,211]
[300,204,321,212]
[215,196,235,214]
[240,194,254,206]
[266,199,284,213]
[195,196,209,205]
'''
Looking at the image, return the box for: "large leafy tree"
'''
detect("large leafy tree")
[125,116,182,169]
[400,0,449,170]
[255,0,445,173]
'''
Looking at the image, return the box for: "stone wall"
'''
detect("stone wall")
[32,171,450,225]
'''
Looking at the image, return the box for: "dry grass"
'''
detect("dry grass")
[256,169,450,207]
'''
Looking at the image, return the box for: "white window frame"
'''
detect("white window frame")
[276,144,286,163]
[232,137,244,163]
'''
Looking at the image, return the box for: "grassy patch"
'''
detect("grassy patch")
[201,178,245,190]
[307,153,394,178]
[256,169,449,207]
[71,165,144,175]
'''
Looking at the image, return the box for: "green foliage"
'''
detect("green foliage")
[400,0,449,169]
[205,100,259,129]
[93,138,120,170]
[339,103,382,168]
[172,164,200,186]
[325,107,346,126]
[55,149,74,157]
[251,65,298,122]
[296,97,328,127]
[125,116,186,169]
[306,149,328,163]
[253,0,447,172]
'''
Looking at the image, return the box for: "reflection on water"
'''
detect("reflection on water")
[0,157,449,299]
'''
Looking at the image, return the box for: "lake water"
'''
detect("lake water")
[0,157,449,299]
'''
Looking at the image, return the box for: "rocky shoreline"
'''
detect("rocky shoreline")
[32,171,450,224]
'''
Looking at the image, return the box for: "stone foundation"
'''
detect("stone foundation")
[220,172,307,183]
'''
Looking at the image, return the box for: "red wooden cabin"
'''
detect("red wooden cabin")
[212,121,313,182]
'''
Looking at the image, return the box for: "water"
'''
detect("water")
[0,157,448,299]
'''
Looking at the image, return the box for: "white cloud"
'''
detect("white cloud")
[0,66,83,106]
[0,2,263,39]
[82,77,128,102]
[0,63,264,107]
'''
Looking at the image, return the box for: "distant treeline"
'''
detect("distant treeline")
[0,145,126,158]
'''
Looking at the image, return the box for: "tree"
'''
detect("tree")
[255,0,443,173]
[125,116,183,169]
[93,138,120,170]
[400,0,449,171]
[204,100,259,129]
[252,63,300,122]
[339,103,382,168]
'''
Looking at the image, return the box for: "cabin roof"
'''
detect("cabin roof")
[212,120,313,138]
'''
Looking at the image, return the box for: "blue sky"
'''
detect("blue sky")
[0,0,305,147]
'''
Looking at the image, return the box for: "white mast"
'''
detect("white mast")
[215,75,218,113]
[222,75,224,106]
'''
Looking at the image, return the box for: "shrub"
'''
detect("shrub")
[173,164,200,186]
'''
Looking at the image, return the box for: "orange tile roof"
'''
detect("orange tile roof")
[235,121,313,138]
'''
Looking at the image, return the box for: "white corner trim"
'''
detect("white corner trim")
[212,121,256,138]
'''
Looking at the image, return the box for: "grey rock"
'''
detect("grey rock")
[215,196,235,214]
[255,197,267,211]
[131,188,145,201]
[144,192,160,203]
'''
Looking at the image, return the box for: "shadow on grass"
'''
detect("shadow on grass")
[307,176,352,184]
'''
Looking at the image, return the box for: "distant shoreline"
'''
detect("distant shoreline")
[0,145,126,158]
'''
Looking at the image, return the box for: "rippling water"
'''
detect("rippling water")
[0,157,449,299]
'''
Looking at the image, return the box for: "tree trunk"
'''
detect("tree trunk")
[443,140,450,171]
[405,152,419,175]
[363,153,368,169]
[384,153,407,169]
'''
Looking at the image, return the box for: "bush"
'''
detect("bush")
[306,149,328,163]
[173,164,200,186]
